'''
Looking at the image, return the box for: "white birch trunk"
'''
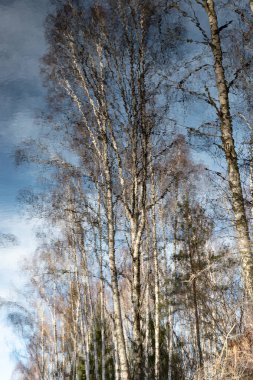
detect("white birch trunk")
[250,162,253,225]
[104,154,130,380]
[206,0,253,299]
[144,276,150,380]
[167,306,174,380]
[250,0,253,15]
[85,332,90,380]
[113,319,121,380]
[98,195,106,380]
[151,173,160,380]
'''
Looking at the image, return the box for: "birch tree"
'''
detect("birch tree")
[202,0,253,300]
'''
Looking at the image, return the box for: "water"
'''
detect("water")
[0,1,50,378]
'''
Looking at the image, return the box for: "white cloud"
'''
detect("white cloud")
[0,212,39,379]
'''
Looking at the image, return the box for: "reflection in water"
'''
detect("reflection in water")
[0,1,50,378]
[0,0,48,213]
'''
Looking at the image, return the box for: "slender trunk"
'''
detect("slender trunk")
[151,173,160,380]
[98,194,106,380]
[78,230,99,380]
[113,322,120,380]
[167,306,174,380]
[144,238,150,380]
[130,10,148,377]
[80,299,90,380]
[73,255,81,380]
[70,280,80,380]
[187,204,203,371]
[52,281,59,380]
[168,182,179,380]
[249,142,253,226]
[130,122,144,380]
[39,306,45,380]
[192,278,203,370]
[82,281,91,380]
[85,331,91,380]
[250,161,253,220]
[205,0,253,299]
[100,274,106,380]
[104,153,130,380]
[131,220,144,380]
[144,279,150,380]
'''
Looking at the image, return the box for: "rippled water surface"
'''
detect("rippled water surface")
[0,0,49,215]
[0,1,50,378]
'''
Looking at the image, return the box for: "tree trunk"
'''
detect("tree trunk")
[131,219,144,380]
[151,173,160,380]
[192,278,203,370]
[167,183,179,380]
[113,320,121,380]
[250,0,253,16]
[52,281,59,380]
[84,331,90,380]
[205,0,253,299]
[98,195,106,380]
[104,155,130,380]
[144,270,150,380]
[167,306,174,380]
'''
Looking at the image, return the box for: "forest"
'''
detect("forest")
[8,0,253,379]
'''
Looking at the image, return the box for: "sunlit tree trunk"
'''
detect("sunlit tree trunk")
[250,161,253,225]
[250,0,253,16]
[167,182,179,380]
[52,281,59,380]
[38,305,45,380]
[205,0,253,299]
[151,170,160,380]
[144,273,150,380]
[167,306,174,380]
[131,216,145,380]
[98,193,106,380]
[104,148,130,380]
[76,220,99,380]
[113,318,121,380]
[84,330,91,380]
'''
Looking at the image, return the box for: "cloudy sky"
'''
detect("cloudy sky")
[0,0,50,378]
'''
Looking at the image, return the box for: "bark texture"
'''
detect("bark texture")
[151,173,160,380]
[104,158,130,380]
[206,0,253,299]
[250,0,253,16]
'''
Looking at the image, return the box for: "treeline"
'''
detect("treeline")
[10,1,253,379]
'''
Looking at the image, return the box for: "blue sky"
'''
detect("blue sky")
[0,0,50,378]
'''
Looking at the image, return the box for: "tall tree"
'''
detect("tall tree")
[203,0,253,299]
